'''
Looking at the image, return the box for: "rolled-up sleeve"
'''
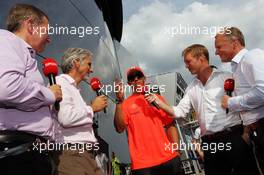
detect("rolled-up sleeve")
[228,50,264,111]
[57,80,94,128]
[0,38,55,111]
[173,92,192,118]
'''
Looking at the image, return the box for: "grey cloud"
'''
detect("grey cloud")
[122,0,264,83]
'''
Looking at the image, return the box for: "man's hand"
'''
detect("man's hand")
[114,79,126,133]
[145,93,176,116]
[91,95,108,113]
[145,93,162,107]
[49,84,62,102]
[242,126,251,145]
[221,95,230,109]
[115,79,124,103]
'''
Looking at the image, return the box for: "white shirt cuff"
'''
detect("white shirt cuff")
[228,96,243,111]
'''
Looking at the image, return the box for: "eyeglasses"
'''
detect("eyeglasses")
[127,71,144,82]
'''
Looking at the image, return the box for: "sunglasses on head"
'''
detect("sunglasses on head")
[127,71,144,82]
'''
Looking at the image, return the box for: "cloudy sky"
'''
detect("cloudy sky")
[121,0,264,82]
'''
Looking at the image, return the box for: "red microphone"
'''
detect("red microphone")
[143,85,160,110]
[224,79,235,114]
[90,77,106,113]
[42,58,60,110]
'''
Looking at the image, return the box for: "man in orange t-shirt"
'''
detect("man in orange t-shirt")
[114,66,183,175]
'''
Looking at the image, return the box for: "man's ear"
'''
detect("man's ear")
[198,55,207,63]
[25,18,35,35]
[233,40,241,50]
[73,60,81,69]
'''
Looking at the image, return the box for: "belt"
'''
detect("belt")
[202,124,243,141]
[247,118,264,131]
[0,130,46,159]
[0,130,43,143]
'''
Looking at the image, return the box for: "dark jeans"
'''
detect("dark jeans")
[0,150,53,175]
[202,127,260,175]
[131,156,183,175]
[249,126,264,173]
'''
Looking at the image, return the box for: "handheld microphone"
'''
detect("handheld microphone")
[90,77,106,113]
[224,79,235,114]
[42,58,60,111]
[143,86,160,110]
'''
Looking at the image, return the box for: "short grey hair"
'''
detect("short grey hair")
[217,27,245,47]
[61,48,93,73]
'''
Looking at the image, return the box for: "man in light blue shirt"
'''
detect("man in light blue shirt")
[215,26,264,173]
[0,4,62,175]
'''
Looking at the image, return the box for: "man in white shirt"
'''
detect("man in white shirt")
[53,48,108,175]
[145,44,260,175]
[216,26,264,173]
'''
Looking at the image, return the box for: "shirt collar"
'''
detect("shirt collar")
[211,67,221,74]
[231,48,248,64]
[4,29,37,59]
[21,40,36,59]
[61,74,78,87]
[27,48,36,58]
[206,68,221,82]
[194,67,220,85]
